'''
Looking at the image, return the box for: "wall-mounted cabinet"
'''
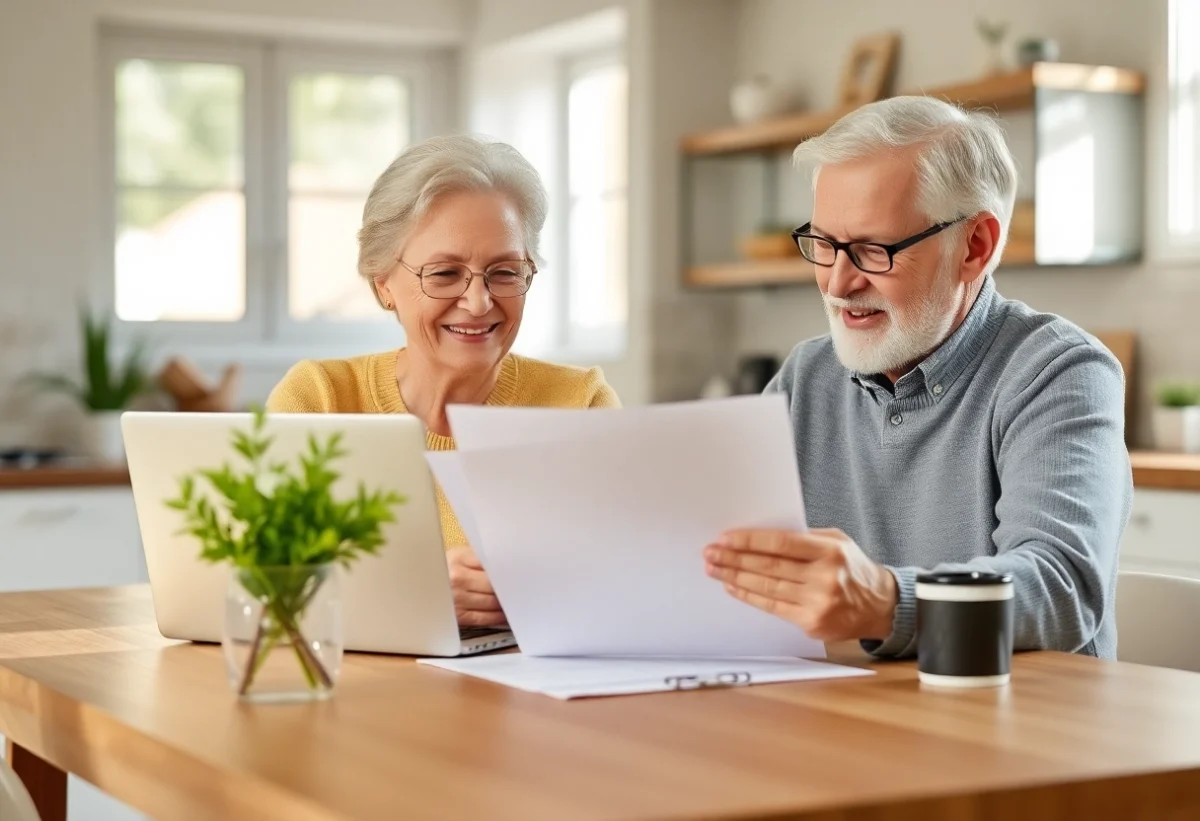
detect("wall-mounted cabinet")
[680,63,1145,290]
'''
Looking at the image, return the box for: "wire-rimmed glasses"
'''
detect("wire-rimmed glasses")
[397,258,536,299]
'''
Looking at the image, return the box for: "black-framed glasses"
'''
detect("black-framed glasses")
[398,258,537,299]
[791,218,965,274]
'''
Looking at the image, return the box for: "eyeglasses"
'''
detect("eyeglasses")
[791,218,965,274]
[397,258,536,299]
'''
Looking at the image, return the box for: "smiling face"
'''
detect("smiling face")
[376,189,528,377]
[812,149,966,377]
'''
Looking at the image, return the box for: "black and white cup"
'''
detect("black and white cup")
[916,571,1014,688]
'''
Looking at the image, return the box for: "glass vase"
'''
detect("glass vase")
[222,564,344,703]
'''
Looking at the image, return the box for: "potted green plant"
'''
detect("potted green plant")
[26,307,151,463]
[166,408,406,702]
[1153,382,1200,453]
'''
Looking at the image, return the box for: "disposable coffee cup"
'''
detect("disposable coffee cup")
[916,571,1014,688]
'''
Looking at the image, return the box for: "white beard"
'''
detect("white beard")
[823,262,962,376]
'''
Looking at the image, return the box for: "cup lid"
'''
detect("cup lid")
[916,571,1013,585]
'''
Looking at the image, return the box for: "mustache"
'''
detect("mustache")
[823,295,890,313]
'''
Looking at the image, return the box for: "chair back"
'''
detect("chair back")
[1116,571,1200,672]
[0,760,41,821]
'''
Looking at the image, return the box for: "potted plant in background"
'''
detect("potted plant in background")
[1152,382,1200,453]
[166,408,406,702]
[26,307,151,463]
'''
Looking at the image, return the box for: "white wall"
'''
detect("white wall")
[732,0,1199,446]
[0,0,470,449]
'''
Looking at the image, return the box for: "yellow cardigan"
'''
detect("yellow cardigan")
[266,350,621,546]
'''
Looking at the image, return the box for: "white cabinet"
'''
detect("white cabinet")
[0,487,146,592]
[0,485,149,821]
[1119,489,1200,579]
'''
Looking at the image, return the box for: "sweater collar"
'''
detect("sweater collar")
[370,350,520,449]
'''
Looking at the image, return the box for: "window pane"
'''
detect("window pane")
[116,189,245,321]
[288,194,381,320]
[568,63,628,198]
[288,71,409,321]
[568,195,627,329]
[116,59,243,188]
[289,72,410,192]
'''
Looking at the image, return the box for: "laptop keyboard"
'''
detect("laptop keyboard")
[459,626,508,640]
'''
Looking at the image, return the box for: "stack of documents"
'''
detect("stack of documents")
[419,653,873,700]
[423,395,872,697]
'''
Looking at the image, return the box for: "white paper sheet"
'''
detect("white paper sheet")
[446,395,820,659]
[425,451,486,553]
[419,653,872,699]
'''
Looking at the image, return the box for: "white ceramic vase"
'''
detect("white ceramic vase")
[1152,406,1200,453]
[730,76,789,124]
[78,410,127,463]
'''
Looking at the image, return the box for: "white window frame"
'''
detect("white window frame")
[556,48,628,359]
[1166,0,1200,255]
[98,29,453,361]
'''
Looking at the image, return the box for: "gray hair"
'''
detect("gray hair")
[357,134,549,302]
[792,96,1018,276]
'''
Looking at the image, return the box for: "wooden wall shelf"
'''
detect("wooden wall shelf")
[681,63,1145,157]
[684,239,1039,289]
[685,259,817,289]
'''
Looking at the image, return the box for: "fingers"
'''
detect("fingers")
[448,556,496,595]
[457,607,509,628]
[454,590,504,612]
[459,548,485,570]
[447,545,485,570]
[704,544,809,583]
[706,563,805,605]
[717,529,835,560]
[722,582,804,623]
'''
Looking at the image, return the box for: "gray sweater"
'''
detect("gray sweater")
[767,277,1132,659]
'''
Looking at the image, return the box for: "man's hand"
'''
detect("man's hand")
[703,528,898,642]
[446,546,507,627]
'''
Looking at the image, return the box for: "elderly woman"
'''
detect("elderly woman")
[267,135,620,626]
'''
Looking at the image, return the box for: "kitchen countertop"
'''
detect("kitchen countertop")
[1128,450,1200,492]
[0,464,131,490]
[0,453,1197,492]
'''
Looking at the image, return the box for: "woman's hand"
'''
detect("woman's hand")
[446,546,507,627]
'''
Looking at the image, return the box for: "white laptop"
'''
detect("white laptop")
[121,411,515,657]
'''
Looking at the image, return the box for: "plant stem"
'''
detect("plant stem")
[268,600,334,691]
[237,618,267,695]
[282,617,334,689]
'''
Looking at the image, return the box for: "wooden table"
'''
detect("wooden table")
[2,587,1200,821]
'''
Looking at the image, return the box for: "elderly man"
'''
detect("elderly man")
[703,96,1131,658]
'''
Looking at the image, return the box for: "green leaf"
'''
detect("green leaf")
[165,407,407,572]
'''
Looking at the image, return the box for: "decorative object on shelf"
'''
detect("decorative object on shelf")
[739,222,802,260]
[159,357,241,412]
[729,75,792,124]
[166,407,407,702]
[976,18,1011,76]
[1152,382,1200,454]
[1016,37,1060,66]
[680,63,1146,288]
[24,307,152,463]
[838,32,900,107]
